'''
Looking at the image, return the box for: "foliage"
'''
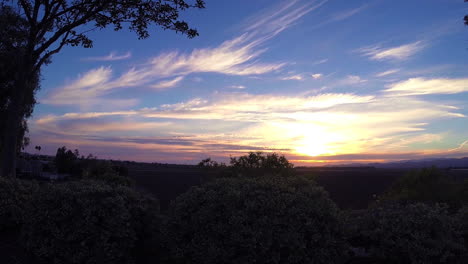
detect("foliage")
[54,146,133,185]
[54,146,81,175]
[346,203,467,263]
[456,206,468,250]
[465,0,468,26]
[197,157,226,168]
[0,5,39,154]
[163,176,347,264]
[0,177,39,231]
[379,167,467,208]
[199,152,295,179]
[21,180,160,264]
[230,152,294,177]
[81,158,133,186]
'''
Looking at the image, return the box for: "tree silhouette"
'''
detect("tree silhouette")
[0,0,205,177]
[0,5,40,156]
[465,0,468,26]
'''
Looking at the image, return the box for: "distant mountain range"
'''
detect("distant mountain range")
[333,157,468,169]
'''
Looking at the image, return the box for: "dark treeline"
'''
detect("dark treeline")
[1,151,468,263]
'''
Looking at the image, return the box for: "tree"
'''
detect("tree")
[34,145,41,152]
[0,5,39,156]
[346,203,466,263]
[229,152,294,177]
[54,146,80,174]
[379,167,468,209]
[465,1,468,26]
[0,0,205,177]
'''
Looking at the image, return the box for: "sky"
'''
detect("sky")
[26,0,468,165]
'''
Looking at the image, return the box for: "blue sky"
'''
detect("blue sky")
[27,0,468,165]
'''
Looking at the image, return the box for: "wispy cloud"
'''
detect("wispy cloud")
[229,85,246,89]
[41,67,139,109]
[243,0,328,38]
[151,76,185,89]
[385,77,468,96]
[311,73,323,79]
[375,69,400,77]
[308,4,368,30]
[281,74,304,81]
[312,59,328,65]
[358,41,425,61]
[330,5,367,22]
[83,51,132,61]
[32,90,465,164]
[45,1,325,109]
[336,75,367,86]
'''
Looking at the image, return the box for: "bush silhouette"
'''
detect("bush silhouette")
[380,167,467,208]
[22,180,160,264]
[163,176,347,264]
[347,203,466,263]
[199,152,295,180]
[0,177,38,232]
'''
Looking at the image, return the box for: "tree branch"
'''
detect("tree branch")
[18,0,33,24]
[34,30,70,72]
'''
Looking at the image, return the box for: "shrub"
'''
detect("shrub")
[0,178,40,264]
[347,203,466,263]
[54,146,81,175]
[82,159,133,186]
[379,167,463,208]
[0,177,38,231]
[229,152,294,177]
[199,152,295,180]
[456,206,468,251]
[21,180,160,264]
[164,176,347,264]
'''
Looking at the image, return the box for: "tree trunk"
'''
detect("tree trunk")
[1,70,29,178]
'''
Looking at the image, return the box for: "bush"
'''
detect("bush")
[347,203,466,263]
[229,152,294,177]
[199,152,295,180]
[164,176,347,264]
[0,177,38,231]
[456,206,468,251]
[54,146,81,175]
[380,167,464,208]
[21,180,160,264]
[81,159,133,186]
[0,178,40,264]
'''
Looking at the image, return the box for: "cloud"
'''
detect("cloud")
[312,59,328,65]
[335,75,367,86]
[151,76,185,89]
[44,0,325,109]
[83,51,132,61]
[311,73,323,79]
[330,5,367,22]
[375,69,400,77]
[385,77,468,96]
[306,3,368,31]
[41,67,140,109]
[229,85,246,89]
[31,90,465,164]
[243,0,328,38]
[281,74,304,81]
[358,41,425,61]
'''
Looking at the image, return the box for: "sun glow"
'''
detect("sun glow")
[295,137,335,157]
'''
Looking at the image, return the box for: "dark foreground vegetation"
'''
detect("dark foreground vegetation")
[1,151,468,263]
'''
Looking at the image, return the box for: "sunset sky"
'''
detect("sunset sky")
[27,0,468,165]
